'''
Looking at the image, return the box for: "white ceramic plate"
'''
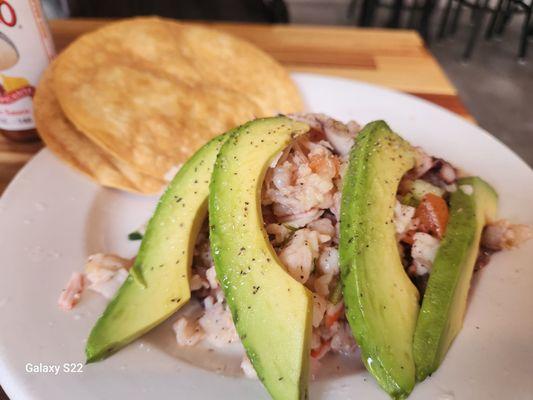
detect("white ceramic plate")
[1,73,532,400]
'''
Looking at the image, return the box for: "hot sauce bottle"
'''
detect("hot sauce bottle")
[0,0,55,142]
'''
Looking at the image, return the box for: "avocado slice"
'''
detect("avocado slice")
[339,121,420,399]
[85,132,230,362]
[413,177,498,381]
[209,117,312,400]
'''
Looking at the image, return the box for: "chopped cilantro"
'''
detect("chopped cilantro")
[128,231,143,241]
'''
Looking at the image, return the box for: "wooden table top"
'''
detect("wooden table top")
[0,19,472,198]
[0,20,472,399]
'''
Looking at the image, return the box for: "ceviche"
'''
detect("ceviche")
[59,115,531,400]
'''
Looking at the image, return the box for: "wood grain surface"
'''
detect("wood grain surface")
[0,19,471,198]
[0,22,470,398]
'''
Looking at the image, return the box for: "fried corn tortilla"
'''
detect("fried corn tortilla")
[53,60,269,178]
[52,17,303,178]
[34,66,165,194]
[62,18,302,115]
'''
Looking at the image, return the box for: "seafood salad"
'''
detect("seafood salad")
[59,114,531,399]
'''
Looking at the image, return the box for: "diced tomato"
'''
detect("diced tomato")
[415,193,449,239]
[401,229,417,245]
[325,303,344,328]
[311,339,331,359]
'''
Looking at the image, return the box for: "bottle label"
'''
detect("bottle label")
[0,0,55,131]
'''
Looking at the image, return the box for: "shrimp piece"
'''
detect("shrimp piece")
[266,223,292,245]
[278,208,324,229]
[289,113,358,156]
[173,317,204,346]
[317,247,339,276]
[482,220,532,250]
[58,272,85,311]
[89,269,129,299]
[325,301,344,328]
[438,161,457,184]
[330,322,358,355]
[84,253,132,299]
[308,145,339,180]
[84,253,132,284]
[394,201,416,235]
[330,192,342,221]
[271,161,295,190]
[198,296,239,347]
[314,273,333,297]
[311,339,332,360]
[312,294,328,327]
[308,218,336,239]
[410,232,441,275]
[412,147,434,178]
[205,266,219,289]
[263,140,341,217]
[278,229,321,283]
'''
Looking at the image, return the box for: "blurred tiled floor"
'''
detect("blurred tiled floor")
[430,16,533,167]
[288,0,533,166]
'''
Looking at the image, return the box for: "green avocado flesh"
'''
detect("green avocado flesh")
[413,177,498,381]
[85,133,230,363]
[209,117,313,400]
[339,120,419,399]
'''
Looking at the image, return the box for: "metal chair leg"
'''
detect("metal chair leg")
[470,0,481,22]
[518,6,532,59]
[485,0,505,39]
[495,0,513,35]
[437,0,454,39]
[387,0,404,27]
[420,0,437,41]
[347,0,359,20]
[463,0,488,59]
[359,0,378,26]
[450,2,463,35]
[407,0,421,28]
